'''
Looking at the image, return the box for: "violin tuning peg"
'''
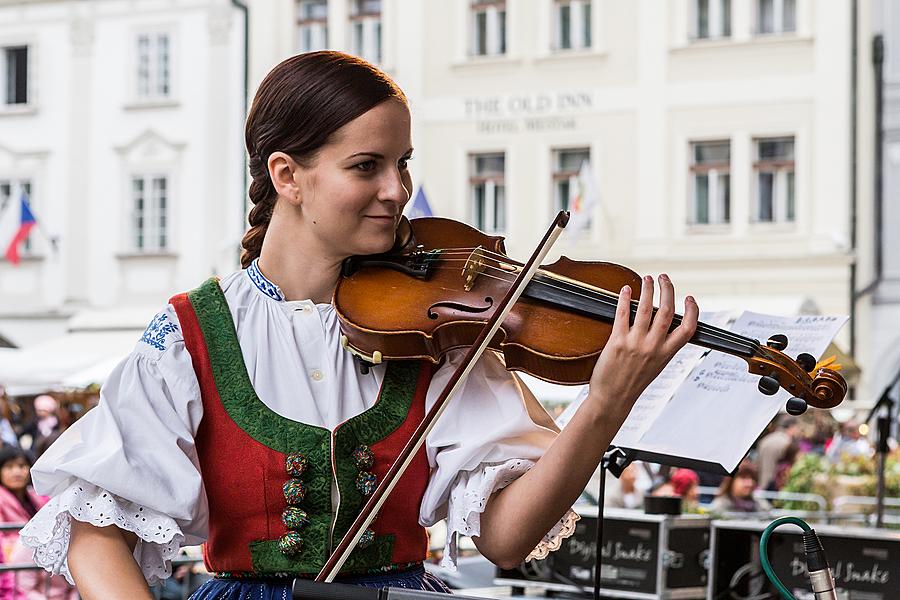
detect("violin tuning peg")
[758,375,780,396]
[785,397,808,416]
[766,334,789,351]
[796,353,817,372]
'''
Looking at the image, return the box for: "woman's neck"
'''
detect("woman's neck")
[258,218,345,304]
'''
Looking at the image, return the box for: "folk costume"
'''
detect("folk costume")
[19,261,579,596]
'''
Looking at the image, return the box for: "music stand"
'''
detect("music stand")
[865,365,900,528]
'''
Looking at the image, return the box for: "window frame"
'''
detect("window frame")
[752,136,796,224]
[296,0,329,53]
[349,0,382,63]
[690,0,732,41]
[129,173,172,254]
[551,147,591,222]
[132,28,176,104]
[1,45,29,106]
[756,0,797,35]
[470,0,507,57]
[469,152,506,233]
[552,0,592,52]
[689,140,732,227]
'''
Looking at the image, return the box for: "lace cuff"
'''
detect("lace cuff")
[19,481,185,585]
[441,459,580,569]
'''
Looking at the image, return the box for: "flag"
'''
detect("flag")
[568,160,599,232]
[406,186,434,219]
[0,189,36,265]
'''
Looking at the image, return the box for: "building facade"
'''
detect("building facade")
[250,0,876,403]
[0,0,245,390]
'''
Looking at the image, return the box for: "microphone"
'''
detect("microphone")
[802,529,838,600]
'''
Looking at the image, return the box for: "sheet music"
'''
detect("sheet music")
[611,311,733,447]
[634,312,847,472]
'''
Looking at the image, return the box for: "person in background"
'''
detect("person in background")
[0,448,44,557]
[0,392,18,449]
[0,448,75,599]
[825,420,873,462]
[19,398,60,456]
[710,461,770,514]
[756,414,797,490]
[604,463,644,509]
[669,469,699,509]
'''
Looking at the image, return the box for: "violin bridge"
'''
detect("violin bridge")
[462,246,487,292]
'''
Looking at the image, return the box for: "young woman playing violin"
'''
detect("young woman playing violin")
[19,51,698,599]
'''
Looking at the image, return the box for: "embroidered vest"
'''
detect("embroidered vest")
[170,278,433,576]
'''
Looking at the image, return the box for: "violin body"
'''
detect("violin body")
[335,217,640,385]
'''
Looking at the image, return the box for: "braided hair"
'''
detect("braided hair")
[240,51,407,267]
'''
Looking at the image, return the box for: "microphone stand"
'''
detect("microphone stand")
[866,367,900,528]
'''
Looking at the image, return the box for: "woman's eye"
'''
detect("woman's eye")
[399,156,413,170]
[354,160,376,172]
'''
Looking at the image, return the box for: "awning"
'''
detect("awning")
[0,330,139,396]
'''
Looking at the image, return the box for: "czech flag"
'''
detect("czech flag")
[406,186,434,219]
[0,190,36,265]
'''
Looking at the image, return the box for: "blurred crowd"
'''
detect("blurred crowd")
[603,412,880,515]
[0,391,83,599]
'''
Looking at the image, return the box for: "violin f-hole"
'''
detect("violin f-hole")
[428,297,494,320]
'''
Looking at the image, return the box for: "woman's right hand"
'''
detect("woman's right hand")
[584,273,699,423]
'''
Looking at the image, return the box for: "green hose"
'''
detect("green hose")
[759,516,813,600]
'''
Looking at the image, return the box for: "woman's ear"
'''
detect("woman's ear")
[268,152,302,207]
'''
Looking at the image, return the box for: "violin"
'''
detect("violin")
[334,216,846,412]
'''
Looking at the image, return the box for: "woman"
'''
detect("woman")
[19,51,698,599]
[0,447,76,600]
[0,448,44,555]
[710,461,771,514]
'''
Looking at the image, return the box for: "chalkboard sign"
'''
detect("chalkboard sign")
[711,522,900,600]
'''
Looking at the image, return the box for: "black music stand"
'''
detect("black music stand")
[590,445,734,600]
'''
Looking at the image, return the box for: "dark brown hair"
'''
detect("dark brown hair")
[240,51,408,268]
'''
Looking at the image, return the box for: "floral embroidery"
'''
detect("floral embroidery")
[139,314,179,351]
[247,259,285,301]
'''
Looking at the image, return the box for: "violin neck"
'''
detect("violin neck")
[524,274,759,359]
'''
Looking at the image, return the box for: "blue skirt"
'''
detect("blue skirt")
[189,564,452,599]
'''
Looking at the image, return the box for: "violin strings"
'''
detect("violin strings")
[417,249,759,352]
[414,255,759,354]
[422,247,762,350]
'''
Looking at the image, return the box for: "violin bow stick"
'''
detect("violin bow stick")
[316,211,571,583]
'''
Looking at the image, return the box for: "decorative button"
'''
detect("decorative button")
[283,479,307,505]
[310,369,324,381]
[355,471,378,496]
[278,531,304,556]
[285,452,308,477]
[358,528,375,549]
[302,305,313,314]
[352,445,375,471]
[282,507,310,530]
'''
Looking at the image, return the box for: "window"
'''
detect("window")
[554,0,591,51]
[692,0,731,40]
[296,0,328,53]
[136,33,171,100]
[350,0,381,63]
[753,137,795,223]
[757,0,796,34]
[131,175,169,252]
[0,179,35,254]
[471,1,506,57]
[553,148,591,225]
[690,141,730,225]
[2,46,28,105]
[470,153,505,232]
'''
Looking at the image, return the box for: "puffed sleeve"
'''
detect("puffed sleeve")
[18,305,207,585]
[419,350,580,569]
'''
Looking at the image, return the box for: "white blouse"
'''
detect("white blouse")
[20,261,578,585]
